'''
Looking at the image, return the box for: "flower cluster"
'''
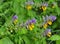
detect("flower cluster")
[25,1,57,13]
[42,15,56,29]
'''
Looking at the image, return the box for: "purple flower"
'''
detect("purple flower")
[12,15,18,20]
[43,15,56,22]
[26,18,36,25]
[49,15,57,22]
[30,19,36,23]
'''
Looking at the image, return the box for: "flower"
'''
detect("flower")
[47,31,51,37]
[26,18,36,25]
[47,20,52,25]
[13,19,18,25]
[28,23,34,31]
[13,15,18,20]
[29,25,33,30]
[29,18,36,23]
[12,15,18,25]
[25,1,34,10]
[41,6,47,11]
[31,23,34,28]
[43,29,51,37]
[42,15,56,29]
[49,15,57,22]
[25,18,36,30]
[43,15,56,23]
[26,5,32,10]
[40,2,48,11]
[43,23,48,29]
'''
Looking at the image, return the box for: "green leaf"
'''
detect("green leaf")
[56,40,60,44]
[19,37,22,44]
[42,38,46,44]
[0,37,14,44]
[35,40,40,44]
[20,28,28,35]
[52,22,57,29]
[22,36,30,44]
[48,35,60,41]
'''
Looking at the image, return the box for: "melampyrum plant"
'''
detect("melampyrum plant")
[0,0,60,44]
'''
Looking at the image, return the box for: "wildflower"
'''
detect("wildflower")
[42,15,56,29]
[46,15,56,25]
[31,23,34,28]
[28,23,34,31]
[25,1,34,10]
[28,25,32,30]
[41,6,47,11]
[12,15,18,25]
[42,15,49,29]
[13,19,18,25]
[26,18,36,25]
[25,18,36,30]
[47,20,52,25]
[26,5,32,10]
[43,29,51,37]
[47,31,51,37]
[49,15,56,22]
[43,23,48,29]
[29,18,36,23]
[40,2,48,11]
[13,15,18,20]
